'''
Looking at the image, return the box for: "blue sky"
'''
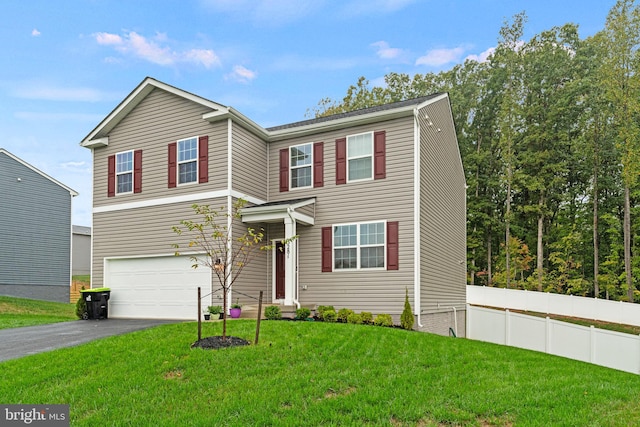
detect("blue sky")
[0,0,617,227]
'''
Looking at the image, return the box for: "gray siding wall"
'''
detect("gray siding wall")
[418,98,467,332]
[0,152,72,302]
[231,123,268,202]
[72,231,91,276]
[267,117,416,315]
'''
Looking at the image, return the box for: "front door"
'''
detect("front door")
[275,241,285,300]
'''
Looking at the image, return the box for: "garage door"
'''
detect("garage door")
[104,255,211,320]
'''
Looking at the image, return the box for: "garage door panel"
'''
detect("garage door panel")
[105,256,210,320]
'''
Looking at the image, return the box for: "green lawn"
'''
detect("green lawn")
[1,320,639,426]
[0,296,76,329]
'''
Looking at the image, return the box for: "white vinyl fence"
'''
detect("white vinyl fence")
[467,305,640,374]
[467,285,640,327]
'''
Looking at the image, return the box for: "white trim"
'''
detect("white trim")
[84,136,108,148]
[115,150,134,195]
[94,190,266,214]
[413,109,422,326]
[289,142,313,190]
[176,136,199,186]
[228,119,233,190]
[346,131,374,183]
[332,220,387,271]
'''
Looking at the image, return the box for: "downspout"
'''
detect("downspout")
[287,207,301,309]
[437,302,459,337]
[226,118,233,312]
[413,108,423,328]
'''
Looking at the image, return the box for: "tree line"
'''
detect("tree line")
[309,0,640,302]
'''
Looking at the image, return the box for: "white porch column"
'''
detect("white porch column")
[284,214,297,306]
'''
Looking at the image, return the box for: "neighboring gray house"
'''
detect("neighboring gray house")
[80,77,466,336]
[72,225,91,276]
[0,149,78,303]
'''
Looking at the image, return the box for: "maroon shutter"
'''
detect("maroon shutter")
[374,130,386,180]
[313,141,324,188]
[168,142,177,188]
[133,150,142,193]
[279,148,289,192]
[198,135,209,183]
[321,226,333,272]
[387,221,399,270]
[335,138,346,185]
[107,155,115,197]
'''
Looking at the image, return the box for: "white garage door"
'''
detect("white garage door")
[104,255,211,320]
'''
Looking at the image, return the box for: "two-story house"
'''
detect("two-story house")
[80,77,466,336]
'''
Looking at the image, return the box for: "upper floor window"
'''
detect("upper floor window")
[290,143,312,189]
[334,221,385,270]
[178,137,198,184]
[347,132,373,182]
[116,151,133,194]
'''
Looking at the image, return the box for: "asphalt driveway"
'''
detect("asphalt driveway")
[0,319,178,362]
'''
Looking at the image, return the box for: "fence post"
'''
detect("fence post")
[255,291,263,345]
[505,309,510,345]
[197,286,202,342]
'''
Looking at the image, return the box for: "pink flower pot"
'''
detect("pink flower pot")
[230,308,242,318]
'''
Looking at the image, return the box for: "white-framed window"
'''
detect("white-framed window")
[347,132,373,182]
[116,150,133,194]
[178,137,198,184]
[334,221,385,270]
[290,143,312,189]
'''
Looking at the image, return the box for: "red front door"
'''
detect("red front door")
[275,241,285,300]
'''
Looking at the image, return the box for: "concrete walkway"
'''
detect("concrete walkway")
[0,319,178,362]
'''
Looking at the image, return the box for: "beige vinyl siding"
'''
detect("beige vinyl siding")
[231,123,268,201]
[268,117,416,314]
[93,88,228,208]
[418,98,466,313]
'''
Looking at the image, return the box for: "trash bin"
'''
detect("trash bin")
[80,288,111,320]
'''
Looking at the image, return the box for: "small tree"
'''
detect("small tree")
[400,288,414,330]
[172,199,268,339]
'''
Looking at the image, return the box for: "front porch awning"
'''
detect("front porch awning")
[239,197,315,226]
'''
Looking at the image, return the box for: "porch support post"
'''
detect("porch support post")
[284,214,296,306]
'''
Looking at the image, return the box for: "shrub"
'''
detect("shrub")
[322,309,337,322]
[374,313,393,327]
[207,305,222,315]
[75,294,87,319]
[295,307,311,320]
[347,312,363,324]
[360,311,373,325]
[316,305,335,320]
[264,305,282,320]
[400,288,415,330]
[337,308,354,323]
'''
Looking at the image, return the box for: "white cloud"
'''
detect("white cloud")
[31,29,41,37]
[226,65,257,83]
[465,46,496,63]
[93,31,221,68]
[415,46,466,67]
[371,41,403,60]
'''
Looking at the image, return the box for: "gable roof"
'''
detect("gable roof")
[0,148,78,196]
[80,77,450,147]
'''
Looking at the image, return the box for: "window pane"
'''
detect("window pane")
[348,157,372,181]
[117,173,132,193]
[334,225,357,247]
[290,144,311,167]
[361,222,385,245]
[335,248,357,269]
[291,166,311,188]
[178,138,197,162]
[348,133,372,157]
[116,152,132,173]
[179,161,197,184]
[361,247,384,268]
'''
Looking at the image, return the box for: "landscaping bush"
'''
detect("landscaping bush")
[400,288,415,330]
[316,305,335,320]
[295,307,311,320]
[322,309,337,322]
[374,313,394,327]
[347,312,363,324]
[264,305,282,320]
[75,292,87,320]
[337,308,354,323]
[360,311,373,325]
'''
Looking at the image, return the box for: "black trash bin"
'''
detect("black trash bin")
[80,288,111,320]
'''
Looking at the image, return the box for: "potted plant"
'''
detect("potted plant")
[208,305,223,319]
[203,310,211,321]
[229,299,242,318]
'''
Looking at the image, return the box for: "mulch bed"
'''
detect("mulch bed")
[191,336,250,350]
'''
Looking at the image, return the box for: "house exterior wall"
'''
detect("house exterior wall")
[72,226,91,276]
[417,98,467,335]
[0,152,72,302]
[267,117,416,315]
[230,122,268,202]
